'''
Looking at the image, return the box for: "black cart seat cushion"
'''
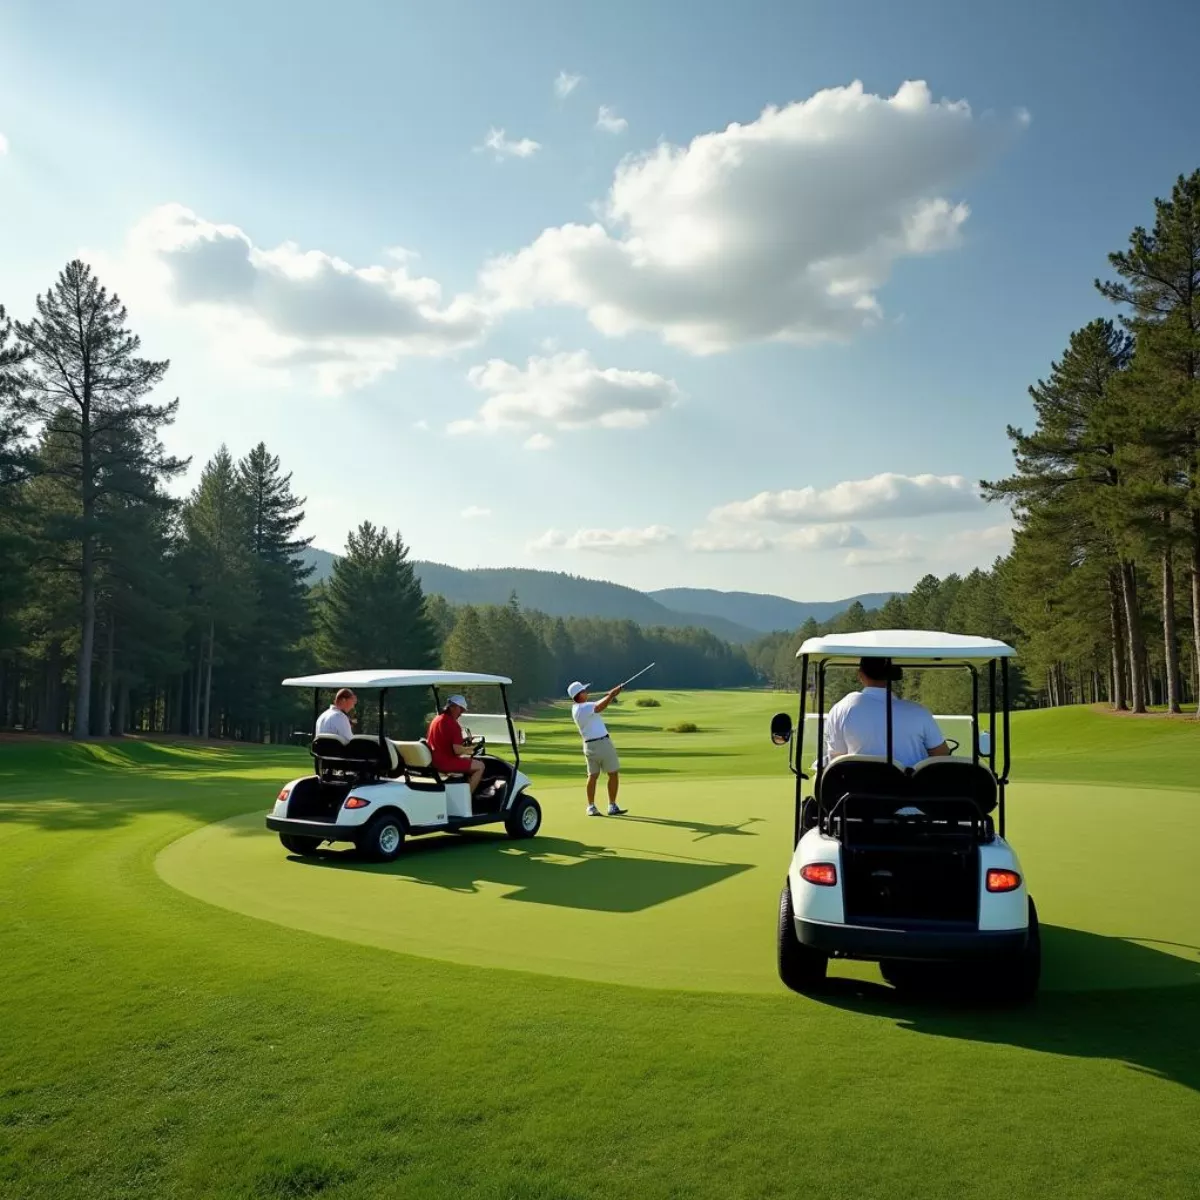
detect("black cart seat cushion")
[909,757,999,814]
[818,755,908,806]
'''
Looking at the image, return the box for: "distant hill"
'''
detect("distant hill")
[297,549,890,643]
[649,588,900,633]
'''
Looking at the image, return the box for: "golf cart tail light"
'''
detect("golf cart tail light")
[800,863,837,887]
[276,788,290,803]
[345,796,370,809]
[986,869,1021,893]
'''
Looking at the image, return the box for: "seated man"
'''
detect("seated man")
[824,657,950,769]
[315,688,356,739]
[426,694,485,793]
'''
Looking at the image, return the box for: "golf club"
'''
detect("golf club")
[601,662,656,693]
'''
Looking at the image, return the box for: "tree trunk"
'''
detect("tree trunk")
[37,648,61,733]
[1162,536,1182,713]
[1108,569,1128,710]
[116,680,130,736]
[75,534,96,739]
[201,620,215,739]
[191,651,203,737]
[1120,560,1148,712]
[99,617,115,737]
[1192,513,1200,718]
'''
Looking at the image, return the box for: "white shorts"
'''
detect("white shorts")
[583,736,620,775]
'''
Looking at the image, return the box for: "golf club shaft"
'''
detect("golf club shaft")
[614,662,655,690]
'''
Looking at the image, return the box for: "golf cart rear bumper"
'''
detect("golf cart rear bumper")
[266,816,355,842]
[797,918,1026,962]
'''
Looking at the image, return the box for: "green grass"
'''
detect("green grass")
[1,694,1198,1199]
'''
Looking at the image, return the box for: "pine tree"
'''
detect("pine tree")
[1097,170,1200,714]
[236,443,313,739]
[182,448,256,737]
[14,262,185,737]
[0,305,31,676]
[316,522,436,732]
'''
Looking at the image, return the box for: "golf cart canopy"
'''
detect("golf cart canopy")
[282,669,513,689]
[797,630,1017,664]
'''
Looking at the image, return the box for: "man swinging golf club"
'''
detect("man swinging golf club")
[567,680,627,816]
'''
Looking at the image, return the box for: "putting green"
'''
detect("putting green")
[156,776,1200,994]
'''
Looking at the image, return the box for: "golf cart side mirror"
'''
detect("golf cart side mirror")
[978,729,992,757]
[770,712,793,745]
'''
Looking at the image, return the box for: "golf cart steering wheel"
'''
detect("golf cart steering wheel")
[470,736,487,758]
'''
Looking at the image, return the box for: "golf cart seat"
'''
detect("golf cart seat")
[818,755,908,807]
[910,757,998,814]
[310,733,399,779]
[389,739,469,787]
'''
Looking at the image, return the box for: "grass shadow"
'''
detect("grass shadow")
[809,925,1200,1095]
[297,832,753,914]
[619,814,763,841]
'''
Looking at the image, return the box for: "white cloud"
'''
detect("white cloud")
[482,80,1025,353]
[780,524,868,550]
[413,419,430,431]
[843,522,1014,569]
[529,525,675,554]
[481,128,541,160]
[118,204,487,392]
[452,350,679,436]
[711,473,982,525]
[689,523,865,553]
[461,506,491,519]
[0,132,8,156]
[525,433,554,451]
[596,106,628,134]
[555,71,583,98]
[689,528,773,554]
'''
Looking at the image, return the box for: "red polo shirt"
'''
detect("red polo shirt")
[427,712,471,773]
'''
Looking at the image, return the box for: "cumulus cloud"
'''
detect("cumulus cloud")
[461,506,491,519]
[450,350,679,435]
[122,204,486,391]
[481,128,541,160]
[843,522,1014,569]
[555,71,583,98]
[0,132,8,156]
[596,106,628,134]
[529,525,675,554]
[711,473,982,525]
[482,80,1026,353]
[525,433,553,451]
[689,523,865,553]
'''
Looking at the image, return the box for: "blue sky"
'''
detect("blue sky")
[3,0,1199,600]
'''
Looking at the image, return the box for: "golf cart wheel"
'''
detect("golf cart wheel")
[279,833,323,856]
[778,881,828,993]
[994,897,1041,1006]
[358,813,406,862]
[505,794,542,839]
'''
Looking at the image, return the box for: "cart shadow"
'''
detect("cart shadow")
[298,833,753,914]
[808,925,1200,1095]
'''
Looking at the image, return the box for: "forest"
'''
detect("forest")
[2,172,1198,737]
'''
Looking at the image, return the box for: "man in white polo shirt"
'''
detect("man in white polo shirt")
[567,680,627,816]
[824,658,949,768]
[315,688,356,740]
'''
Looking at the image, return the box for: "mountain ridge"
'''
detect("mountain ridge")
[298,548,896,641]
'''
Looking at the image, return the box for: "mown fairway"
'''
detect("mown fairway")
[2,693,1198,1199]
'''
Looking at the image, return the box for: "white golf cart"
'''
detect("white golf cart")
[266,669,541,861]
[770,631,1040,1003]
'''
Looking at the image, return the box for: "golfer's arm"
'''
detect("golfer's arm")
[928,741,950,757]
[593,695,614,713]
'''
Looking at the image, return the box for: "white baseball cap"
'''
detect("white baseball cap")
[566,681,590,700]
[446,694,469,710]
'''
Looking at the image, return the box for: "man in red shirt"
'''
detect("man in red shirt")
[426,694,484,793]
